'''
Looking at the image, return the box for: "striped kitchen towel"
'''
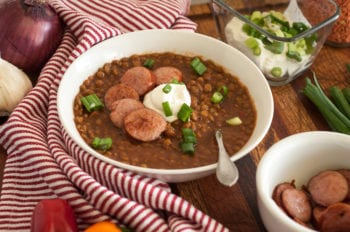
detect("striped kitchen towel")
[0,0,229,231]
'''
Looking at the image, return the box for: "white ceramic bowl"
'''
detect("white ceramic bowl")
[256,131,350,232]
[57,29,274,183]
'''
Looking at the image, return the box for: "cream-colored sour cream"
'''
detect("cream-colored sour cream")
[224,16,312,78]
[143,83,191,122]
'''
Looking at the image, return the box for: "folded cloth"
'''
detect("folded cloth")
[0,0,229,231]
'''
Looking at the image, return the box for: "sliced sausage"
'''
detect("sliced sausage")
[123,108,167,142]
[109,98,145,128]
[120,66,156,96]
[153,66,183,85]
[307,170,348,207]
[272,181,296,208]
[313,206,327,227]
[104,83,139,110]
[337,169,350,200]
[319,203,350,232]
[281,188,312,222]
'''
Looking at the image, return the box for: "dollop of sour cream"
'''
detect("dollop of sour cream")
[143,83,191,123]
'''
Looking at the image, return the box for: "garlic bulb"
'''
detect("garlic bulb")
[0,57,32,115]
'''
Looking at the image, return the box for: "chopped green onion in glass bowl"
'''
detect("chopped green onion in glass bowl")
[212,0,340,86]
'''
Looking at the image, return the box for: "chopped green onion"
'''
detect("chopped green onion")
[270,14,289,29]
[143,58,155,68]
[177,103,193,122]
[242,23,253,35]
[245,37,261,56]
[270,67,282,77]
[346,64,350,73]
[182,128,197,143]
[287,27,298,36]
[287,50,302,62]
[292,22,309,33]
[81,94,104,112]
[253,46,262,56]
[162,84,172,93]
[92,137,112,151]
[218,85,228,97]
[180,142,195,154]
[170,79,185,85]
[191,57,207,75]
[180,128,197,154]
[264,41,284,54]
[251,11,262,21]
[305,33,317,54]
[162,101,173,117]
[226,116,242,126]
[211,91,224,104]
[245,37,259,49]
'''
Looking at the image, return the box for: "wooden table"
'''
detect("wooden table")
[1,3,349,232]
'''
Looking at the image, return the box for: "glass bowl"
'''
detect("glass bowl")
[211,0,340,86]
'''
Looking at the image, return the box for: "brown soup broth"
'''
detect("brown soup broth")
[73,52,257,169]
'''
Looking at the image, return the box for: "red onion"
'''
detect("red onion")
[0,0,64,75]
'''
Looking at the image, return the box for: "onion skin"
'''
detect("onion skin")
[0,0,64,76]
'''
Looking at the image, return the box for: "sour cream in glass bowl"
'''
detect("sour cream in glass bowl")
[212,0,339,86]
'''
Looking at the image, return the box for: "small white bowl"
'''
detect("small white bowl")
[57,29,274,183]
[256,131,350,232]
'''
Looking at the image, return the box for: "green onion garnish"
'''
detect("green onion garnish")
[180,128,197,154]
[211,91,224,104]
[270,67,282,77]
[177,103,193,122]
[162,84,172,93]
[92,137,112,151]
[264,41,284,54]
[182,128,197,143]
[346,64,350,73]
[287,50,302,62]
[81,94,104,112]
[292,22,309,33]
[162,101,173,117]
[191,57,207,75]
[180,142,195,154]
[245,37,262,56]
[245,37,259,49]
[143,58,155,68]
[218,85,228,97]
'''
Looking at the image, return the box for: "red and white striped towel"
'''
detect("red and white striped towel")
[0,0,229,231]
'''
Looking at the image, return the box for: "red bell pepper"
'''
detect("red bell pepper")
[31,198,78,232]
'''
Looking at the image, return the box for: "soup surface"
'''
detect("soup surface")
[74,52,257,169]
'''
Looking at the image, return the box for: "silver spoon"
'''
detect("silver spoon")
[215,130,239,187]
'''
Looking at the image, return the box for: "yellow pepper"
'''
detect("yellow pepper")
[84,221,122,232]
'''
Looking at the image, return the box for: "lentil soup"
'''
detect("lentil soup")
[74,52,257,169]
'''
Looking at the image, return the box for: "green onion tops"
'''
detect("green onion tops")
[92,137,112,151]
[81,94,104,112]
[180,128,197,154]
[191,57,207,76]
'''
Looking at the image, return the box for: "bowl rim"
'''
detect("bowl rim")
[212,0,340,42]
[57,29,274,180]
